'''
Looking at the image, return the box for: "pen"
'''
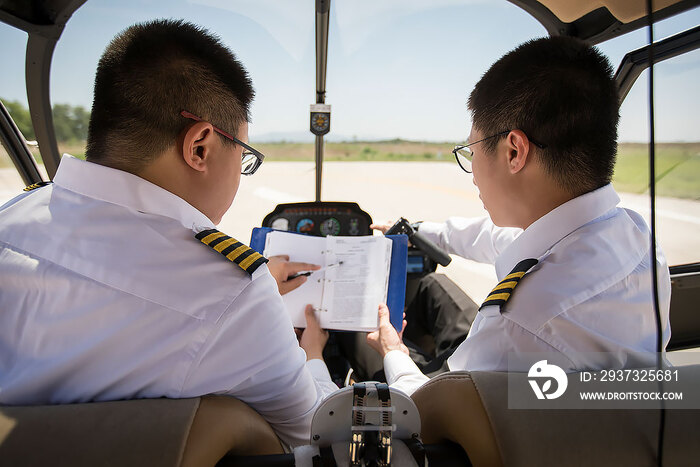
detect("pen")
[289,261,344,279]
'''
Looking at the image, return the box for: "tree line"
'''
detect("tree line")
[3,98,90,142]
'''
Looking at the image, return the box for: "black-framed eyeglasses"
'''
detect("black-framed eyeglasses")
[452,130,547,174]
[180,110,265,175]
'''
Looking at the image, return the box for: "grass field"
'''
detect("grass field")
[256,141,700,200]
[2,140,699,199]
[611,143,700,199]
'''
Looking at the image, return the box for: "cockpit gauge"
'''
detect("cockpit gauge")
[310,104,331,136]
[349,218,359,236]
[319,217,341,236]
[271,217,290,231]
[296,218,315,233]
[311,113,329,133]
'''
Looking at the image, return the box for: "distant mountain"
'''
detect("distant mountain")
[251,131,314,143]
[251,131,393,143]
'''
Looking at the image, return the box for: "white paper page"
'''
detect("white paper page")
[321,236,392,331]
[263,231,327,327]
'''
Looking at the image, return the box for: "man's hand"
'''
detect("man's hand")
[299,305,329,361]
[267,255,321,295]
[367,304,409,358]
[371,220,413,247]
[370,221,394,235]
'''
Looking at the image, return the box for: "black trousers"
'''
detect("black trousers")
[335,273,479,382]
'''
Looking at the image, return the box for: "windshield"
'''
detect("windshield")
[0,0,697,284]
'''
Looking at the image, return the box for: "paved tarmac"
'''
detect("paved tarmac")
[220,161,700,303]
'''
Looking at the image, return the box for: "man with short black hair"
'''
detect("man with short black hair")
[466,34,619,199]
[86,19,254,177]
[366,36,671,395]
[0,19,335,447]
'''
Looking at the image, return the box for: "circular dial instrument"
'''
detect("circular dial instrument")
[311,113,330,134]
[271,217,290,231]
[296,218,315,233]
[319,217,341,236]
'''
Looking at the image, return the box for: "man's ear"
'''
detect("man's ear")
[180,121,217,172]
[505,129,531,174]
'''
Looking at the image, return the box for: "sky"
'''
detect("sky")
[0,0,698,143]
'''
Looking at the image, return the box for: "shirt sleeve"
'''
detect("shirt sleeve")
[382,350,430,396]
[418,217,521,264]
[447,309,575,372]
[306,358,340,396]
[180,270,338,447]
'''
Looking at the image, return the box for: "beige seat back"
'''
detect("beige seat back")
[413,368,700,467]
[412,372,503,466]
[0,396,283,467]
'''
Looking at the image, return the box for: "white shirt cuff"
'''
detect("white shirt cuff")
[383,350,417,381]
[383,350,430,396]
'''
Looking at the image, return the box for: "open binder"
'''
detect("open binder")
[251,228,408,331]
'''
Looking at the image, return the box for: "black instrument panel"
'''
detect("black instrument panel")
[261,202,373,237]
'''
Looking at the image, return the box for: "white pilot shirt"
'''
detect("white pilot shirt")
[383,184,671,395]
[0,155,338,447]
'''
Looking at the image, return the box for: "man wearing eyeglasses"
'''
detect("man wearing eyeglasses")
[0,19,336,447]
[365,36,671,396]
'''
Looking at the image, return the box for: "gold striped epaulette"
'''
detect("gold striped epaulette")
[195,228,268,276]
[23,181,53,191]
[479,258,538,311]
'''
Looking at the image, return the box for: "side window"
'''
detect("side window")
[0,132,29,204]
[1,98,48,201]
[53,103,90,159]
[0,24,34,204]
[613,49,700,266]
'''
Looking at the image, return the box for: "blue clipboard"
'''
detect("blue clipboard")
[250,227,408,331]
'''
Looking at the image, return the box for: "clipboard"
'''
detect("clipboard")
[251,227,408,331]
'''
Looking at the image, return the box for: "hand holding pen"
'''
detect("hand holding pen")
[267,256,322,295]
[289,261,344,279]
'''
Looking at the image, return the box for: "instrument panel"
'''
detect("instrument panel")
[262,202,373,237]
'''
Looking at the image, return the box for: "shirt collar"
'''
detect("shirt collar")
[53,154,215,232]
[495,183,620,279]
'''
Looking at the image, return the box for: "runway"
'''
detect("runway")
[220,161,700,303]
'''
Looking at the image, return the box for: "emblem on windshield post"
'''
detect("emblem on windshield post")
[310,104,331,135]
